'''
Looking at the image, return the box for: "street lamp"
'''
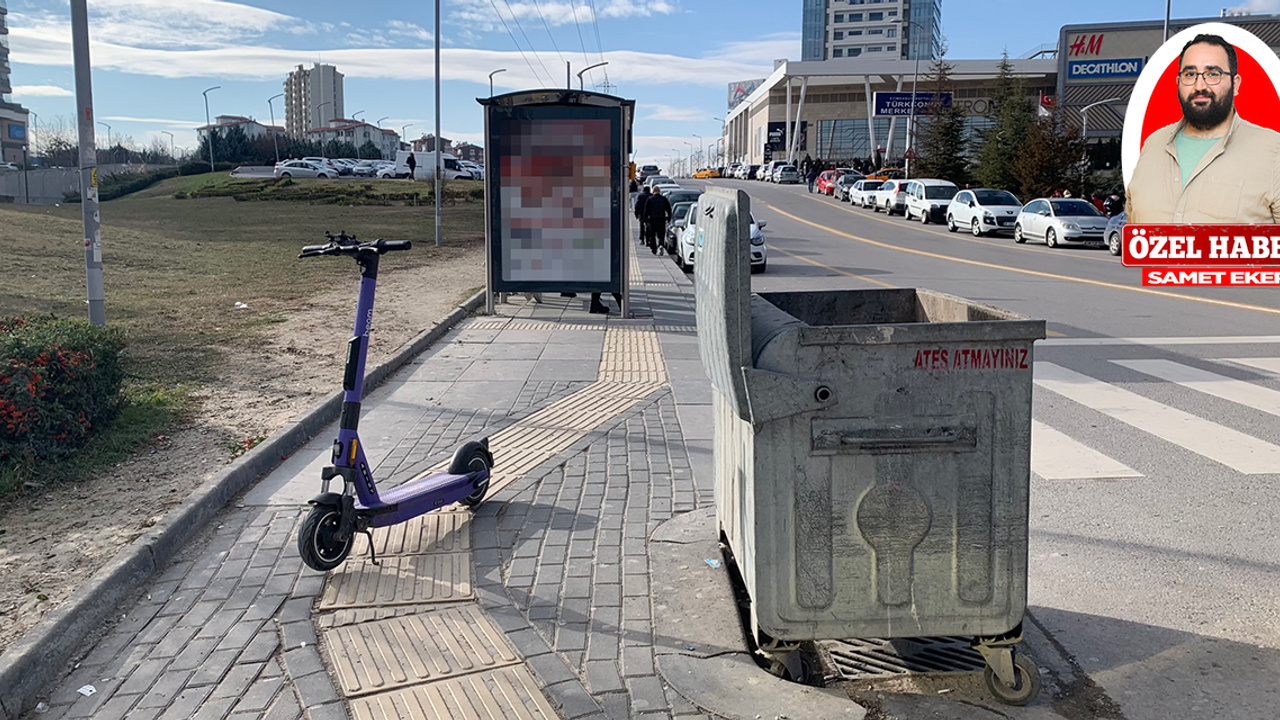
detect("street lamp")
[489,68,507,97]
[376,116,389,127]
[692,134,703,170]
[97,121,112,164]
[684,140,695,172]
[202,85,220,173]
[161,130,175,165]
[401,123,413,151]
[267,93,284,165]
[671,148,682,178]
[576,62,608,90]
[898,19,936,178]
[352,111,365,159]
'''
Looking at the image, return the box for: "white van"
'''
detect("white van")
[902,179,959,224]
[379,150,471,180]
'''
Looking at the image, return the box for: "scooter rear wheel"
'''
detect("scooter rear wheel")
[459,450,491,508]
[298,505,354,571]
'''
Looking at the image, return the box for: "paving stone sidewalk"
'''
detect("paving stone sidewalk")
[24,242,728,720]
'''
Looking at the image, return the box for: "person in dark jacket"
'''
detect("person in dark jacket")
[806,166,820,193]
[642,187,672,254]
[634,186,652,244]
[406,152,417,180]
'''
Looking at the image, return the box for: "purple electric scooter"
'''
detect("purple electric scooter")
[295,231,493,572]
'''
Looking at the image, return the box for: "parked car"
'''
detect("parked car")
[847,179,884,208]
[1106,211,1126,256]
[274,160,332,179]
[1014,198,1110,248]
[0,162,19,171]
[816,170,842,196]
[678,201,768,273]
[644,174,674,188]
[666,201,696,255]
[331,159,358,175]
[639,164,660,181]
[873,179,909,215]
[302,157,341,176]
[834,174,863,201]
[459,160,484,180]
[693,168,721,179]
[744,164,760,180]
[773,165,800,184]
[866,167,905,180]
[663,188,702,208]
[902,179,959,224]
[946,188,1022,236]
[350,160,380,177]
[763,159,788,182]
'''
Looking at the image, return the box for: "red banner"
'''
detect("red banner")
[1123,225,1280,267]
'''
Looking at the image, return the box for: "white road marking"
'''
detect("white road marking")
[1031,420,1143,480]
[1114,359,1280,421]
[1218,357,1280,376]
[1041,336,1280,347]
[1035,362,1280,474]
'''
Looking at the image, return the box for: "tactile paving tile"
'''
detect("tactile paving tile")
[348,666,560,720]
[324,604,520,697]
[320,553,473,610]
[315,604,462,630]
[374,511,471,556]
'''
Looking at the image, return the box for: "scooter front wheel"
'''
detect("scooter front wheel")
[298,505,354,571]
[459,450,492,508]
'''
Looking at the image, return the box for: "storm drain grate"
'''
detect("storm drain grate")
[821,637,987,679]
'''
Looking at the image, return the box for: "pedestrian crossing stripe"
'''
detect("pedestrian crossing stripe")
[1041,335,1280,347]
[1219,357,1280,376]
[1112,359,1280,420]
[1031,420,1143,480]
[1034,362,1280,475]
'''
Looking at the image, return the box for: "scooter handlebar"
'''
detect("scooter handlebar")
[299,237,412,258]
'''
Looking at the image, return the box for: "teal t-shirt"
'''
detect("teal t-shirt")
[1175,131,1222,187]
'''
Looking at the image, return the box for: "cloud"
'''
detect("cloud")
[14,0,310,51]
[450,0,675,33]
[644,104,708,122]
[99,116,206,129]
[709,32,800,66]
[1227,0,1280,12]
[9,24,771,89]
[10,84,73,97]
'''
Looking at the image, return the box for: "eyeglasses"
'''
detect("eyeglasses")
[1178,69,1229,86]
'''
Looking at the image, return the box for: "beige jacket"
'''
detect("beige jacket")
[1125,113,1280,223]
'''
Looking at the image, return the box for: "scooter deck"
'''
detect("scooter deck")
[356,470,488,527]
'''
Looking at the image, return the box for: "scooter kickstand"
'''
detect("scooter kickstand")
[360,529,381,566]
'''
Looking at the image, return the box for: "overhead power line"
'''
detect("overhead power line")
[502,0,554,85]
[489,0,547,86]
[531,0,568,67]
[569,1,594,86]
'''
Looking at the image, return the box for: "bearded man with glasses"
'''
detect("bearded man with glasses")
[1127,33,1280,223]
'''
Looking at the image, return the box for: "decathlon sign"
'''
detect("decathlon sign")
[1068,57,1145,80]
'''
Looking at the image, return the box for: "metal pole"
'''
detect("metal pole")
[202,85,220,173]
[566,61,571,89]
[22,146,29,204]
[1164,0,1171,41]
[577,62,608,90]
[907,51,919,179]
[489,68,507,97]
[693,134,702,170]
[97,121,111,164]
[435,0,442,247]
[268,93,283,164]
[161,130,175,166]
[352,110,364,159]
[71,0,105,326]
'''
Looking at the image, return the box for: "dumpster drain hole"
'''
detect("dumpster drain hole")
[815,386,833,403]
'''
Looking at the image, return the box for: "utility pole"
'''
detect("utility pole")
[71,0,105,326]
[161,130,175,168]
[435,0,443,247]
[97,121,111,163]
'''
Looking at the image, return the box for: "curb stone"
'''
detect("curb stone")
[0,289,485,720]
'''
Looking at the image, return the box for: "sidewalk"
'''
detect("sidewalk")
[27,238,819,720]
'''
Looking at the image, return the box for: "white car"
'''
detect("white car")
[644,175,673,188]
[0,162,18,171]
[873,179,909,215]
[678,202,768,273]
[274,160,333,179]
[302,157,341,176]
[848,179,884,208]
[946,188,1022,236]
[902,179,959,224]
[460,160,484,180]
[1014,198,1110,248]
[773,165,800,184]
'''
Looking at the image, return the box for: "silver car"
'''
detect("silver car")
[773,165,800,184]
[1014,198,1109,248]
[1106,211,1126,256]
[946,188,1022,236]
[274,160,332,179]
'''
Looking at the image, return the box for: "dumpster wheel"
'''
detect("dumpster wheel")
[977,648,1041,706]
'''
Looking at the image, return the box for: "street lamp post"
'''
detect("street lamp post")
[898,19,934,179]
[692,134,703,171]
[434,0,443,247]
[401,124,413,152]
[577,62,609,90]
[97,121,112,164]
[671,148,682,178]
[376,117,389,159]
[267,93,284,165]
[1080,96,1122,186]
[684,141,695,174]
[202,85,220,173]
[352,110,365,159]
[489,68,507,97]
[161,130,175,167]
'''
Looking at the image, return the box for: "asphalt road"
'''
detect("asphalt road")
[686,178,1280,720]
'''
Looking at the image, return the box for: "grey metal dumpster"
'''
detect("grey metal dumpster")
[694,187,1046,705]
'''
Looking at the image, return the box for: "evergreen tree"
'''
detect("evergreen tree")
[974,51,1035,192]
[358,141,383,160]
[914,57,968,184]
[1009,107,1086,200]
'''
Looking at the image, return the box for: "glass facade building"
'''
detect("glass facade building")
[804,0,943,62]
[802,0,828,61]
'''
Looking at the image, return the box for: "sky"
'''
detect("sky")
[5,0,1276,169]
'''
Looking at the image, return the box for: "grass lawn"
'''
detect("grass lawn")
[0,172,486,494]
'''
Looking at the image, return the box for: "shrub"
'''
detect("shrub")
[0,317,127,465]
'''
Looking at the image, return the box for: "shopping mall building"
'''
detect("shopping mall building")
[722,14,1280,168]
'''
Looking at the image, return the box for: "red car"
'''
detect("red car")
[816,170,843,196]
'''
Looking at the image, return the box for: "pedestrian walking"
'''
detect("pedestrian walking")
[643,187,672,255]
[806,166,820,193]
[634,186,652,245]
[406,152,417,180]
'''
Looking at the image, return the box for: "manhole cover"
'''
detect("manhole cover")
[821,637,987,679]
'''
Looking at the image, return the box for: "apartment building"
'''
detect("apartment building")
[802,0,943,62]
[284,63,344,138]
